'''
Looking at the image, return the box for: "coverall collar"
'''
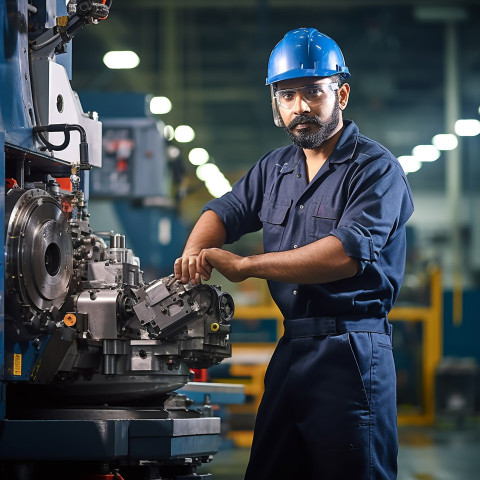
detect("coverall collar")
[278,119,359,174]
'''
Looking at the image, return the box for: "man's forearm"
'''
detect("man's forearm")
[183,209,227,255]
[239,235,359,284]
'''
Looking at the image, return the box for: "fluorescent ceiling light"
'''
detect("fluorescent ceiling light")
[188,148,209,166]
[204,173,232,198]
[150,96,172,115]
[196,162,232,197]
[206,178,232,198]
[167,145,180,159]
[174,125,195,143]
[455,119,480,136]
[398,155,422,174]
[103,51,140,69]
[164,125,175,141]
[412,144,440,162]
[432,134,458,151]
[196,163,220,181]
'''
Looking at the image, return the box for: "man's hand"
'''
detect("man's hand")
[174,255,204,285]
[198,248,248,283]
[173,210,227,284]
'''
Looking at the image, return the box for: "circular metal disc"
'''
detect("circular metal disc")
[5,188,73,312]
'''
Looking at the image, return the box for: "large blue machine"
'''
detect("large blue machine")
[0,2,236,479]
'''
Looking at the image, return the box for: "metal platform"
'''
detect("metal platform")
[0,416,221,462]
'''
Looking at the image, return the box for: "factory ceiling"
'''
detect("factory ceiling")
[71,0,480,195]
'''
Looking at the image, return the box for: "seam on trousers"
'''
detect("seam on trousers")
[369,343,376,480]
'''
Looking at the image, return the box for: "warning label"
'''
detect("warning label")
[13,354,22,376]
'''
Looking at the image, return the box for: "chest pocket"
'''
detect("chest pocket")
[309,195,340,240]
[259,197,291,252]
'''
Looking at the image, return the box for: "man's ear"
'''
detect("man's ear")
[339,83,350,110]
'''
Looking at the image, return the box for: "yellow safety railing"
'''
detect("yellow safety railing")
[390,266,443,425]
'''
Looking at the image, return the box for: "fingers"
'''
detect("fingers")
[197,250,213,281]
[174,249,218,284]
[174,256,201,284]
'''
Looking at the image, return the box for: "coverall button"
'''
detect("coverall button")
[297,173,301,178]
[292,290,297,295]
[293,244,298,248]
[299,204,304,209]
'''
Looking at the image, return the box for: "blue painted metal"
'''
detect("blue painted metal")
[177,382,246,406]
[79,91,152,119]
[0,131,5,420]
[0,0,36,150]
[443,290,480,364]
[0,420,130,460]
[88,117,171,199]
[3,334,51,382]
[0,418,221,461]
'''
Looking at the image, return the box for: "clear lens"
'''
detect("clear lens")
[275,83,338,109]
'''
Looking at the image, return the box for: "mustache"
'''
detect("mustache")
[287,115,322,129]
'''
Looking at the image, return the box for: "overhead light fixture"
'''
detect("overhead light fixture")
[103,51,140,69]
[188,148,209,166]
[398,156,422,174]
[432,133,458,151]
[196,163,220,181]
[150,96,172,115]
[164,125,175,141]
[196,162,232,198]
[174,125,195,143]
[454,119,480,136]
[205,176,232,198]
[167,145,181,159]
[412,145,440,162]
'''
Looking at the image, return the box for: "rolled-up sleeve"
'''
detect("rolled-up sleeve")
[202,155,270,244]
[330,155,414,272]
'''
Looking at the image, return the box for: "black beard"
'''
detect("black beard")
[283,97,340,149]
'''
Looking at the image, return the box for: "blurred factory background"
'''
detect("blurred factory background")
[69,1,480,477]
[73,0,480,289]
[2,0,480,479]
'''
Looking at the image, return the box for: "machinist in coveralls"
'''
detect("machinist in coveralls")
[175,27,414,480]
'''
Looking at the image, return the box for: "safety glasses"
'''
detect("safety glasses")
[275,83,339,109]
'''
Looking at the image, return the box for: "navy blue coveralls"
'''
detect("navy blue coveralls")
[204,120,414,480]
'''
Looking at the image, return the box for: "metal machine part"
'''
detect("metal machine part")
[5,188,73,317]
[2,182,234,479]
[4,184,233,406]
[28,0,107,167]
[1,2,236,478]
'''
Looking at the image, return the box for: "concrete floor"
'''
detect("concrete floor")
[198,424,480,480]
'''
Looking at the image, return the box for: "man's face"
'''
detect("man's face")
[275,77,348,149]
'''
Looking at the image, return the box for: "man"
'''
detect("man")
[174,28,414,480]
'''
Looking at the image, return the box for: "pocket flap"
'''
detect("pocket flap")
[259,198,292,225]
[314,196,339,220]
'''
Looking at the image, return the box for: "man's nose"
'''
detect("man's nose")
[292,93,311,114]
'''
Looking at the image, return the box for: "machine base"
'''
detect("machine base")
[0,415,220,480]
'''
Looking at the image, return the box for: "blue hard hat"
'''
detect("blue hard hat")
[266,28,350,85]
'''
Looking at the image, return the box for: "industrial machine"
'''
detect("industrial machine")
[0,1,234,478]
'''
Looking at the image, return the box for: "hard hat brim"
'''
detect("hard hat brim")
[266,67,350,86]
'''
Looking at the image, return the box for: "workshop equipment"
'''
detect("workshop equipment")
[0,1,235,478]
